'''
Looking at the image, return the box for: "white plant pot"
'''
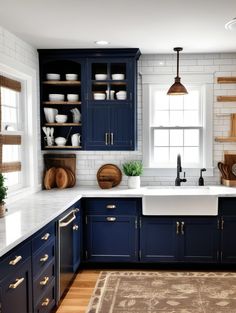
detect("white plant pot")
[128,176,140,189]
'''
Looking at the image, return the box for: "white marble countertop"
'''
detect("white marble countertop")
[1,185,236,258]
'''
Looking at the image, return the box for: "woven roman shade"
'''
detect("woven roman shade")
[0,76,22,173]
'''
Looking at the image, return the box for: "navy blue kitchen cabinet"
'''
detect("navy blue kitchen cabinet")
[38,49,141,151]
[219,197,236,263]
[140,217,218,263]
[72,207,81,272]
[84,198,141,262]
[0,242,33,313]
[85,56,138,150]
[140,217,178,262]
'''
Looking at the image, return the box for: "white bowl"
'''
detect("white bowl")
[67,94,79,101]
[46,73,60,81]
[112,73,125,80]
[66,74,78,81]
[95,74,107,80]
[116,91,127,100]
[94,93,106,100]
[55,137,67,146]
[117,95,127,100]
[44,108,58,123]
[55,114,68,123]
[49,94,65,101]
[116,91,127,95]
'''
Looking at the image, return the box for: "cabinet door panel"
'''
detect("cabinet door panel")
[73,213,81,272]
[180,218,218,263]
[85,105,110,149]
[1,259,32,313]
[221,216,236,263]
[140,217,178,262]
[86,215,137,262]
[110,102,134,150]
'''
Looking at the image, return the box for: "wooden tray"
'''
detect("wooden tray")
[97,164,122,189]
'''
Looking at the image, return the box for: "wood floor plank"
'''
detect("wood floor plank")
[56,269,101,313]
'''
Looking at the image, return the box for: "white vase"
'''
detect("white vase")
[128,176,140,189]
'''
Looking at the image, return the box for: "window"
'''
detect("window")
[151,86,202,167]
[0,75,23,189]
[142,75,213,172]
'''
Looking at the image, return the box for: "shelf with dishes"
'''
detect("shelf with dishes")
[44,145,82,149]
[43,101,81,105]
[92,80,127,86]
[43,80,81,86]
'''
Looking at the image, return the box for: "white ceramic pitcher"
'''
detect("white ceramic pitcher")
[71,133,81,146]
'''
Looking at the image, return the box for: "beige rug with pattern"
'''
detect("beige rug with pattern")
[86,271,236,313]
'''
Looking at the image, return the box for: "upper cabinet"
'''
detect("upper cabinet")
[38,49,141,151]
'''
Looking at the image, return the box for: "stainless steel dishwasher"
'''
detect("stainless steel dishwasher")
[58,207,80,299]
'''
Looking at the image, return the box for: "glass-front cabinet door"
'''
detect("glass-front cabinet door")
[85,58,135,150]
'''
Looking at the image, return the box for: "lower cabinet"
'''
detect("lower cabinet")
[84,198,140,262]
[140,216,218,263]
[219,197,236,263]
[0,258,32,313]
[86,215,138,262]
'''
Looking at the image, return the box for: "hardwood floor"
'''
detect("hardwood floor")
[56,269,101,313]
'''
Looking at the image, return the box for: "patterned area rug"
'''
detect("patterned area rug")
[86,271,236,313]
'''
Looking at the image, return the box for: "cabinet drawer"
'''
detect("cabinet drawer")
[33,240,55,277]
[32,223,55,254]
[85,198,140,215]
[33,261,55,304]
[0,241,31,281]
[35,279,56,313]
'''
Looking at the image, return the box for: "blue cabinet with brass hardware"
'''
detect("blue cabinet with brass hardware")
[0,242,32,313]
[219,197,236,263]
[140,217,218,263]
[84,198,141,262]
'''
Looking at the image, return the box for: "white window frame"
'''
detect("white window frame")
[142,73,214,176]
[0,59,39,201]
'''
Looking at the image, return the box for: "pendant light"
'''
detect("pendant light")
[167,47,188,95]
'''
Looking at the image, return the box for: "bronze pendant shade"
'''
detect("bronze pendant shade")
[167,47,188,95]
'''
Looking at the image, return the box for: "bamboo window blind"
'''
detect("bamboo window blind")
[0,75,22,173]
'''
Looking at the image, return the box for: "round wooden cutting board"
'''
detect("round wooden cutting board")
[65,168,76,187]
[97,164,122,188]
[44,167,56,190]
[55,167,69,189]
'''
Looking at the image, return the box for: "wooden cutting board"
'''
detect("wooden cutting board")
[224,153,236,180]
[231,114,236,137]
[55,167,69,189]
[44,167,56,190]
[65,168,76,188]
[97,164,122,189]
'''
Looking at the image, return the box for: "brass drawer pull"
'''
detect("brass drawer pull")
[106,217,116,222]
[106,204,116,209]
[41,233,50,241]
[40,276,49,286]
[41,298,50,307]
[9,277,24,289]
[40,254,49,262]
[181,221,185,235]
[73,224,79,231]
[74,208,80,213]
[176,221,180,234]
[9,255,22,266]
[110,132,114,145]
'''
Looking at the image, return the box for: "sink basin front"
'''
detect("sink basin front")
[142,193,218,216]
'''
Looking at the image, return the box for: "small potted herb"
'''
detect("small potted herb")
[122,160,143,189]
[0,173,7,218]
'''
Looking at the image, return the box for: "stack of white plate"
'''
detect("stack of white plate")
[116,91,127,100]
[95,74,107,80]
[66,74,78,81]
[49,94,65,101]
[94,93,106,100]
[112,73,125,80]
[46,73,60,81]
[67,94,79,101]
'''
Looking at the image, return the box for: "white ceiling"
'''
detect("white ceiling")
[0,0,236,54]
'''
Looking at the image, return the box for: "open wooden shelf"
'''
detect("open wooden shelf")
[44,123,81,126]
[43,81,81,86]
[45,145,82,149]
[217,96,236,102]
[92,80,127,86]
[217,77,236,84]
[215,136,236,142]
[43,101,81,105]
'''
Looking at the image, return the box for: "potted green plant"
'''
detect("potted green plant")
[122,160,143,189]
[0,173,7,218]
